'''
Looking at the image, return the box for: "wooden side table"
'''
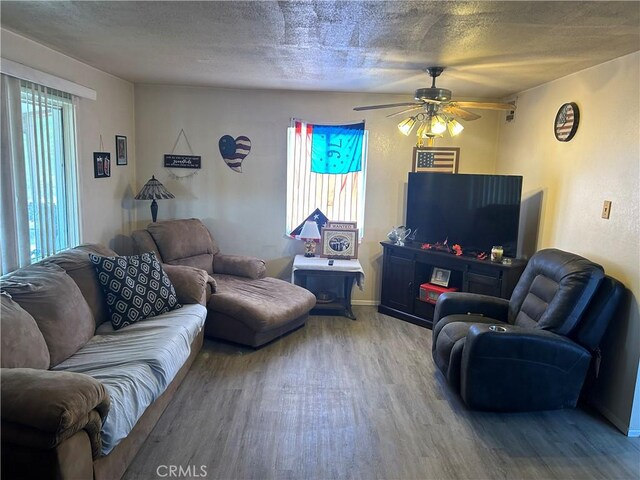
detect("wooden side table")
[292,255,364,320]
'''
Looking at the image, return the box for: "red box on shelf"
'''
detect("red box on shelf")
[419,283,458,304]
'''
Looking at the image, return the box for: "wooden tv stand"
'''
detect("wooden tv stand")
[378,241,527,329]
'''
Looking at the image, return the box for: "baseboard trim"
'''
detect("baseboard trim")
[591,400,635,436]
[352,300,379,306]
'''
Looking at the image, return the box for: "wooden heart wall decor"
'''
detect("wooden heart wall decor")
[219,135,251,173]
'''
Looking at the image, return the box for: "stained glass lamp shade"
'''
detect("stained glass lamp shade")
[134,175,175,222]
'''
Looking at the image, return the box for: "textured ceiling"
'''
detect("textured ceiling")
[1,1,638,99]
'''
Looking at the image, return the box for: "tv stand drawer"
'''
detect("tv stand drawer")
[466,272,502,296]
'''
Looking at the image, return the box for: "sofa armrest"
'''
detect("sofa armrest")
[213,254,266,279]
[434,292,510,325]
[460,324,591,411]
[1,368,110,458]
[162,264,210,305]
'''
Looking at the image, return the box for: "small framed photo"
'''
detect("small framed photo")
[320,228,358,259]
[430,267,451,287]
[93,152,111,178]
[326,221,357,230]
[115,135,127,165]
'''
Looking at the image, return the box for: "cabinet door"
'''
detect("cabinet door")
[381,252,415,313]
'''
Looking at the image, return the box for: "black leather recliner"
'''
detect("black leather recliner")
[431,248,624,411]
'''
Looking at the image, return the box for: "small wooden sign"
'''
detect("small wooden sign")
[164,154,201,169]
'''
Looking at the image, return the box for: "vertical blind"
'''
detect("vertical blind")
[0,75,80,274]
[286,120,368,237]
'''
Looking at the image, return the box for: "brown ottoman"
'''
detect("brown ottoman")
[205,275,316,347]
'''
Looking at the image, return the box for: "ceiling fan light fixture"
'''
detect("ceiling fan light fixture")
[447,118,464,136]
[398,116,417,136]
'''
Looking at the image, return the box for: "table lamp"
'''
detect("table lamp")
[299,221,321,257]
[134,175,175,222]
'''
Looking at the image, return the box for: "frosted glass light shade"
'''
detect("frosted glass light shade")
[447,119,464,136]
[398,117,417,136]
[431,115,447,135]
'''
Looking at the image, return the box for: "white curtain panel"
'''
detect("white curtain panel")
[0,74,30,275]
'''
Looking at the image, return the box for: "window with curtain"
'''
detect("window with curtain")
[286,119,368,237]
[0,75,80,275]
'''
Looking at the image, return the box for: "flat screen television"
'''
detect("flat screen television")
[406,173,523,258]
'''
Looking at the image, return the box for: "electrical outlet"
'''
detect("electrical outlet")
[601,200,612,219]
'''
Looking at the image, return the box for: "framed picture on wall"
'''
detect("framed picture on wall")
[93,152,111,178]
[115,135,127,165]
[412,147,459,173]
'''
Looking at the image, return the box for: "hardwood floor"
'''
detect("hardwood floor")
[124,307,640,479]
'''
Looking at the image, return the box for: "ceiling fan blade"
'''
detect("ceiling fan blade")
[451,101,516,111]
[442,105,482,121]
[386,105,425,118]
[353,102,420,111]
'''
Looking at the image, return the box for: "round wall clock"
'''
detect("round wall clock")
[554,102,580,142]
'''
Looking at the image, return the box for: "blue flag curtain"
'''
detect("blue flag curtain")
[302,121,365,174]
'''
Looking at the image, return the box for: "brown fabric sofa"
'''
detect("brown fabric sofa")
[132,218,316,347]
[1,244,209,480]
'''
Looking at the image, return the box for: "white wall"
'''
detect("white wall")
[134,85,501,303]
[495,52,640,435]
[1,29,136,252]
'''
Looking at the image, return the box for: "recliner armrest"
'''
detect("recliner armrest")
[213,254,266,279]
[1,368,110,458]
[434,292,510,325]
[460,324,591,411]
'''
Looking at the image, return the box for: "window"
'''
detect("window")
[0,75,80,274]
[286,120,368,236]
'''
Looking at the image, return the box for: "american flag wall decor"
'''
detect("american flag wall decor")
[554,102,580,142]
[412,147,460,173]
[219,135,252,173]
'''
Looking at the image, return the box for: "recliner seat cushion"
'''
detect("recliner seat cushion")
[209,275,316,333]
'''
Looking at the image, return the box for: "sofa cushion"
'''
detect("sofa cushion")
[45,244,117,327]
[90,252,181,330]
[147,218,219,273]
[53,304,206,455]
[1,264,95,367]
[0,292,50,369]
[208,275,316,332]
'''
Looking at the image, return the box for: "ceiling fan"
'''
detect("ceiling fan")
[353,67,516,142]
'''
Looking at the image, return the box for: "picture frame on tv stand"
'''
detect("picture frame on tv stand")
[412,147,460,173]
[430,267,451,287]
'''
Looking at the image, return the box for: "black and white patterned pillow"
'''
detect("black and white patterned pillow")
[89,252,181,330]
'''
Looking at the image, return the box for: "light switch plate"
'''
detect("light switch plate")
[602,200,612,219]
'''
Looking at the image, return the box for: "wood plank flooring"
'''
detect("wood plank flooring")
[124,307,640,479]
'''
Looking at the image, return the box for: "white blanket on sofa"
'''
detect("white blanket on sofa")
[53,304,206,455]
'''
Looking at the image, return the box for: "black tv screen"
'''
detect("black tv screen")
[406,173,523,258]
